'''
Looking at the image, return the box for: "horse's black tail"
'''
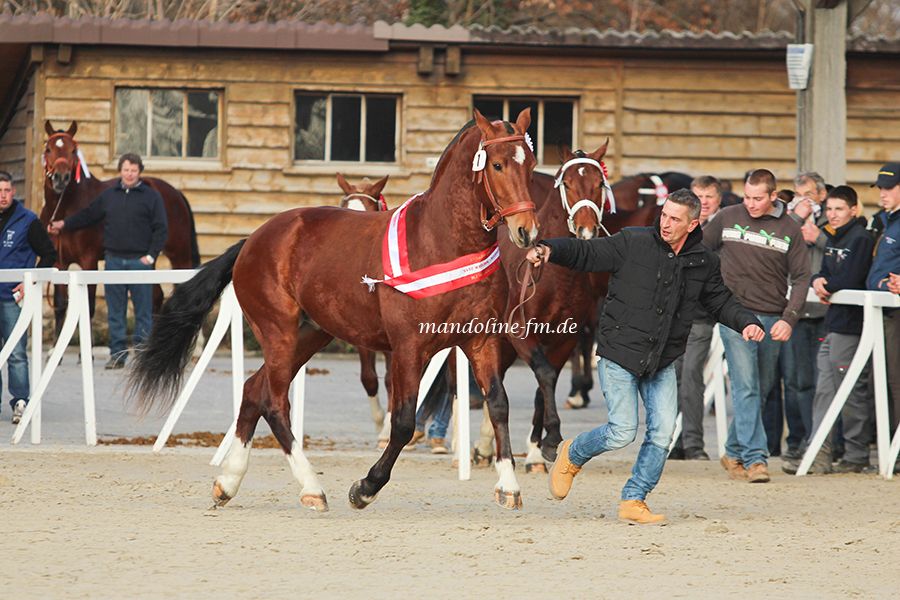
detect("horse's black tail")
[182,191,202,267]
[127,239,246,416]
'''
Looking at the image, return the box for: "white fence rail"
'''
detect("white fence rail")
[2,268,896,479]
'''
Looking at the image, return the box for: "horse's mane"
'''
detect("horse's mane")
[428,118,516,188]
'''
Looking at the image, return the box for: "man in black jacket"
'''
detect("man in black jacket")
[783,185,875,475]
[48,154,167,368]
[527,189,763,524]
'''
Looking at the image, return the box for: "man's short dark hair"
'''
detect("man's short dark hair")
[117,153,144,172]
[691,175,722,197]
[667,188,701,220]
[826,185,858,207]
[0,170,12,184]
[746,169,777,194]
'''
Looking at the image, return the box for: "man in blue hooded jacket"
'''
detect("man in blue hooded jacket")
[0,171,58,423]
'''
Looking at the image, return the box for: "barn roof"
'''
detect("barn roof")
[0,14,897,54]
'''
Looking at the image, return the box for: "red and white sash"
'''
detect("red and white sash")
[361,194,501,299]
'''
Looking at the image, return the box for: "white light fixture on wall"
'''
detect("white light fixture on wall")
[786,43,814,90]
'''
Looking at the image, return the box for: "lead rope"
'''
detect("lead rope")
[506,245,545,339]
[45,186,67,312]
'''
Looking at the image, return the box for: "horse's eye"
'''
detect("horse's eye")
[492,162,502,171]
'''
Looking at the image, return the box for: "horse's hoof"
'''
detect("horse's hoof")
[565,395,585,410]
[494,489,523,510]
[300,493,329,512]
[541,445,559,464]
[377,439,388,450]
[211,481,232,508]
[348,480,375,510]
[525,462,548,474]
[472,448,493,467]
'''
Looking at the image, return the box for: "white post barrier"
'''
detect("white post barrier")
[157,283,237,453]
[0,269,52,443]
[455,347,471,481]
[794,289,899,477]
[669,326,727,457]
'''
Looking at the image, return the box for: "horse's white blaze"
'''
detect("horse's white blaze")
[218,441,252,497]
[55,139,64,148]
[286,440,325,496]
[513,145,526,165]
[495,458,520,492]
[345,198,366,212]
[578,166,585,176]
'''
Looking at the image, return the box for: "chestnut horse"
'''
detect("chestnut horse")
[129,109,539,511]
[40,120,200,330]
[564,170,692,409]
[335,172,392,445]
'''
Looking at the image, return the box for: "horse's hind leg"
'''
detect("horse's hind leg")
[213,369,265,506]
[261,323,334,512]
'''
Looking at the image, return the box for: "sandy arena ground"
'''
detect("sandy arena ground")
[2,445,898,599]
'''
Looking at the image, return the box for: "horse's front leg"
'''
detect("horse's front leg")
[466,336,522,510]
[348,349,423,509]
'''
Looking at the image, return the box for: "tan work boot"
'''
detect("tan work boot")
[720,455,748,480]
[548,439,581,500]
[404,430,425,450]
[618,500,666,525]
[430,437,448,454]
[746,462,770,483]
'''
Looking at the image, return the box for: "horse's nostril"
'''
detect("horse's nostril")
[518,226,530,245]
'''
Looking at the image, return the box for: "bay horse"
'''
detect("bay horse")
[335,172,392,445]
[40,120,200,332]
[129,109,539,511]
[564,170,692,409]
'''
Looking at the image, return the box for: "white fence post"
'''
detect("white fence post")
[455,347,471,481]
[156,283,237,453]
[26,272,42,444]
[74,275,97,445]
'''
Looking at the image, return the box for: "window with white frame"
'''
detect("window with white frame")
[115,88,220,159]
[294,92,399,163]
[473,96,576,166]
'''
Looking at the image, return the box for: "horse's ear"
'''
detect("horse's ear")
[514,107,532,136]
[370,174,389,197]
[66,121,78,137]
[336,172,354,195]
[473,108,494,138]
[45,121,55,137]
[589,138,610,162]
[560,144,574,161]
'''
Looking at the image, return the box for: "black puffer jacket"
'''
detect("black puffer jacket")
[542,223,760,377]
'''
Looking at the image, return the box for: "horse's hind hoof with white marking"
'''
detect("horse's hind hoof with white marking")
[301,493,329,512]
[211,481,232,508]
[525,462,547,474]
[494,488,523,510]
[472,448,493,467]
[376,439,388,450]
[565,392,587,409]
[348,480,376,510]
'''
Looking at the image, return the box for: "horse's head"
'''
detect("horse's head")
[555,140,610,240]
[336,173,389,212]
[472,108,539,248]
[43,120,79,194]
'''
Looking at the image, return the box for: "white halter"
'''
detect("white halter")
[638,174,669,206]
[554,157,617,237]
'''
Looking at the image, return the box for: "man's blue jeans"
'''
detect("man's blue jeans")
[569,358,678,501]
[415,391,452,438]
[766,317,825,451]
[0,300,29,409]
[720,315,783,466]
[105,254,154,362]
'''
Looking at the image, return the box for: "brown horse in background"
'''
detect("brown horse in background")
[564,171,692,409]
[129,109,539,512]
[335,173,393,445]
[40,120,200,332]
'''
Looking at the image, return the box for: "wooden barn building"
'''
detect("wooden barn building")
[1,15,898,262]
